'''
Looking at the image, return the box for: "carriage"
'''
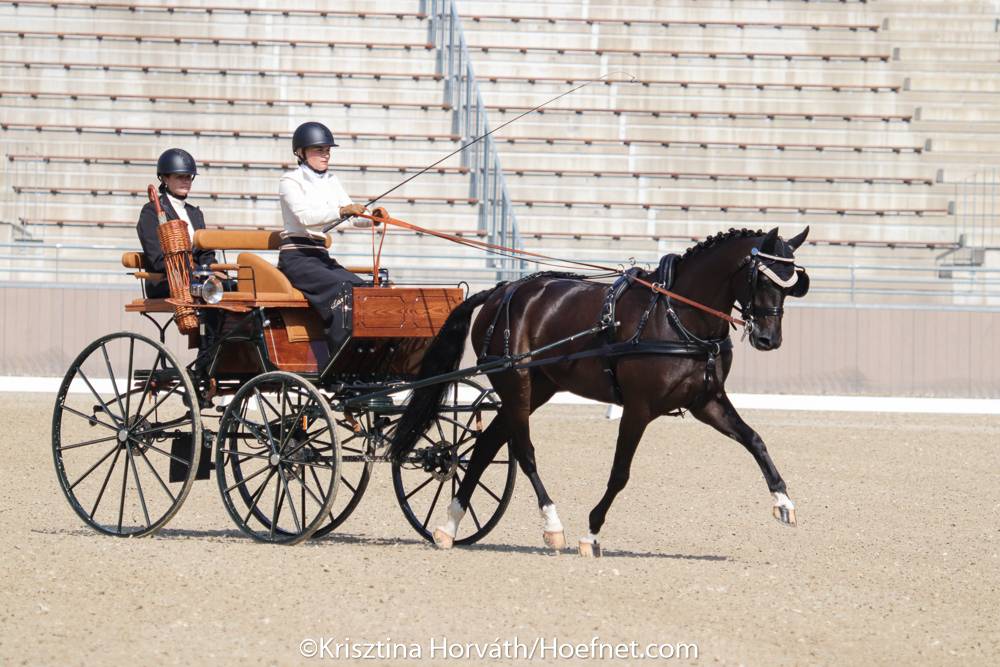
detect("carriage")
[51,225,517,545]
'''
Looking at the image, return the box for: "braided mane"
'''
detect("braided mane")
[680,228,764,261]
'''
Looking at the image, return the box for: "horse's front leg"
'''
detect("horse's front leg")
[579,405,652,557]
[691,391,796,526]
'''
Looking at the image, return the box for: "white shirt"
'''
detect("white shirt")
[278,164,372,241]
[165,192,196,241]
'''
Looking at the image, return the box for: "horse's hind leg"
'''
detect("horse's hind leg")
[579,404,652,558]
[491,371,565,550]
[431,416,508,549]
[691,391,796,527]
[433,379,558,549]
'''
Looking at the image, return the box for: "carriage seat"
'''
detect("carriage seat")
[123,230,378,310]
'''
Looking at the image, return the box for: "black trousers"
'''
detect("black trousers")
[277,242,364,355]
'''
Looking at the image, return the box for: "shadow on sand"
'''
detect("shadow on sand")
[34,527,729,560]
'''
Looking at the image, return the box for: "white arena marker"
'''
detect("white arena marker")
[546,391,1000,416]
[3,379,1000,415]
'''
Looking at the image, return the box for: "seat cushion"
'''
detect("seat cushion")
[235,253,308,302]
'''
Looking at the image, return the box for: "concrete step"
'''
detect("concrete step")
[0,99,457,136]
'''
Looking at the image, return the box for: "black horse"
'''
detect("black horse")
[390,227,810,556]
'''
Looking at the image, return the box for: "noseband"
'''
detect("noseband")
[739,247,802,334]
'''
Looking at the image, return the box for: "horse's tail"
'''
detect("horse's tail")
[388,283,505,462]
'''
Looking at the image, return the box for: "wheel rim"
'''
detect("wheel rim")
[52,332,202,537]
[393,380,515,545]
[216,372,340,545]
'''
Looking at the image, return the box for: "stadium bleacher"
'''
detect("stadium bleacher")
[0,0,997,306]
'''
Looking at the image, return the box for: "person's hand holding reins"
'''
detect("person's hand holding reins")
[339,203,366,218]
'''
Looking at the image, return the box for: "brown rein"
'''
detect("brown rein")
[357,212,746,328]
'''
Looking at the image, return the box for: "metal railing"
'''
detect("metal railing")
[953,169,999,252]
[425,0,524,281]
[6,241,1000,308]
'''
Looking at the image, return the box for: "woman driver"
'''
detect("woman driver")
[277,121,384,359]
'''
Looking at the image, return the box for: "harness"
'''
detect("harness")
[599,254,732,405]
[478,258,733,407]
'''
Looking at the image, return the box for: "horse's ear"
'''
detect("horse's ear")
[787,226,810,250]
[761,227,779,253]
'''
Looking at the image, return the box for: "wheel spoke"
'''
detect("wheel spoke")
[77,367,121,426]
[58,434,117,452]
[340,474,357,495]
[269,470,284,539]
[241,468,277,526]
[100,343,124,422]
[279,400,313,453]
[117,445,129,533]
[308,465,336,528]
[282,424,330,459]
[279,383,288,454]
[422,479,445,530]
[124,338,135,419]
[224,462,272,494]
[279,469,302,533]
[404,474,434,500]
[253,389,281,455]
[217,448,271,462]
[131,350,162,420]
[255,390,283,424]
[61,404,118,433]
[68,443,120,490]
[288,468,327,509]
[88,446,123,519]
[475,477,504,504]
[467,501,482,531]
[138,380,183,425]
[125,443,152,528]
[144,443,191,466]
[135,446,176,504]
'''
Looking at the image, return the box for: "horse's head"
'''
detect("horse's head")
[736,227,810,351]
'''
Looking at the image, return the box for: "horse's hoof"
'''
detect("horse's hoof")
[433,528,455,549]
[578,539,602,558]
[772,505,797,527]
[543,530,566,551]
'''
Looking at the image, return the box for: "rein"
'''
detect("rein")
[357,212,748,329]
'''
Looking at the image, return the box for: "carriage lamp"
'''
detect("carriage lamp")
[190,267,224,305]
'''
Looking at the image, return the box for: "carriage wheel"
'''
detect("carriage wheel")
[308,410,376,538]
[52,332,203,537]
[392,379,515,546]
[215,371,340,545]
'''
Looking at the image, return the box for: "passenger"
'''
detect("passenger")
[136,148,218,298]
[136,148,222,387]
[277,121,384,359]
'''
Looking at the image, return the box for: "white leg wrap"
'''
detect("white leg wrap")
[772,491,795,511]
[579,532,599,544]
[439,498,466,539]
[540,503,563,533]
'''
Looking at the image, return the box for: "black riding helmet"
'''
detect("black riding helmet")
[292,121,338,159]
[156,148,197,176]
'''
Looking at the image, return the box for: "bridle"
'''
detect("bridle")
[738,247,804,336]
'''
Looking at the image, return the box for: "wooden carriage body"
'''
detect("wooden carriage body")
[122,229,463,383]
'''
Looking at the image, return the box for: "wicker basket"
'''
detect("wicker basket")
[156,218,199,334]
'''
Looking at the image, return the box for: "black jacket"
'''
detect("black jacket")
[136,194,217,298]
